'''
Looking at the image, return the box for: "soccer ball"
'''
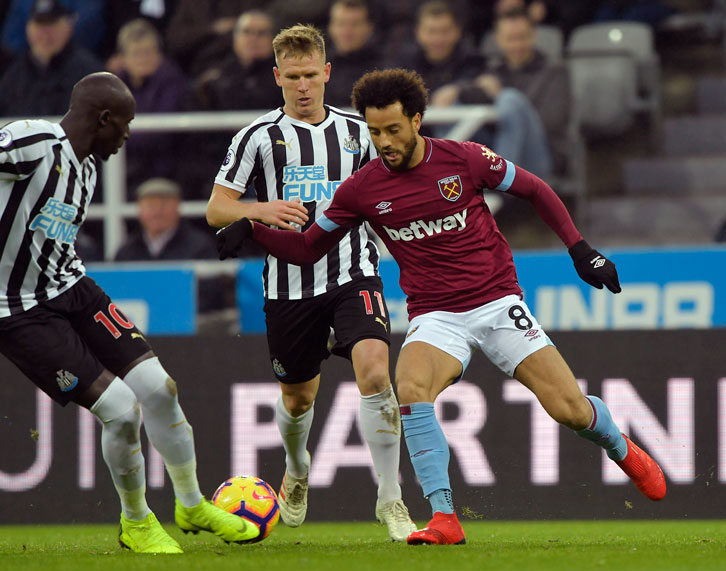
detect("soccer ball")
[212,475,280,542]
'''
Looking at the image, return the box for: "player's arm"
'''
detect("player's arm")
[216,175,363,261]
[206,183,308,230]
[500,164,621,293]
[469,142,620,293]
[216,216,347,263]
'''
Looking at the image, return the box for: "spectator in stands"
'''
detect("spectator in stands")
[99,0,179,63]
[1,0,106,56]
[0,0,103,116]
[116,18,189,196]
[165,0,265,78]
[384,0,484,95]
[194,9,281,111]
[490,0,604,39]
[325,0,383,109]
[383,0,471,54]
[114,178,224,312]
[486,8,570,175]
[397,1,553,178]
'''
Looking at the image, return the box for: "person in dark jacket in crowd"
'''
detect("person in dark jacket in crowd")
[114,178,225,313]
[194,9,281,111]
[115,18,189,196]
[0,0,102,116]
[325,0,383,109]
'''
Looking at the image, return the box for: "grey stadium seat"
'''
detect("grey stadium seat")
[567,22,661,134]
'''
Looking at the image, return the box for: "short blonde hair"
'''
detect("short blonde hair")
[272,24,325,64]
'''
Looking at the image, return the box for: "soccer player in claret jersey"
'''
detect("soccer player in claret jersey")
[0,72,259,554]
[216,68,667,545]
[207,25,416,541]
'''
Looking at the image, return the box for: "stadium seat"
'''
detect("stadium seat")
[567,52,639,139]
[567,22,661,137]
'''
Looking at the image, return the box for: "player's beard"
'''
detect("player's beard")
[382,130,418,172]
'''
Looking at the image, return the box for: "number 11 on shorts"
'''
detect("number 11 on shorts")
[359,290,386,317]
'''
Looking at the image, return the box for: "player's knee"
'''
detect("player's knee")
[282,392,314,417]
[356,366,391,396]
[123,357,178,409]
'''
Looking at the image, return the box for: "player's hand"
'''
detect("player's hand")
[568,239,621,293]
[258,199,308,231]
[216,218,253,260]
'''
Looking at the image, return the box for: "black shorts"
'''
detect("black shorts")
[0,277,152,406]
[264,276,390,384]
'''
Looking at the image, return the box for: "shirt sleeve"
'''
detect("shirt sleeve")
[318,174,365,228]
[462,140,517,191]
[464,141,581,247]
[213,127,260,194]
[0,124,44,181]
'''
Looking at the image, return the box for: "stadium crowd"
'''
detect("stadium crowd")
[0,0,719,262]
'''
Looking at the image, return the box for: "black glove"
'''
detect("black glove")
[216,218,253,260]
[568,239,621,293]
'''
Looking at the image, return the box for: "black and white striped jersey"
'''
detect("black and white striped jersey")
[0,120,96,317]
[215,105,380,300]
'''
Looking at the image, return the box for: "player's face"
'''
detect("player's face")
[274,52,331,124]
[365,102,423,172]
[93,99,135,161]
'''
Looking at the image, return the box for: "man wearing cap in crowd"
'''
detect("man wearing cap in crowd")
[0,0,103,116]
[115,177,218,262]
[114,178,225,313]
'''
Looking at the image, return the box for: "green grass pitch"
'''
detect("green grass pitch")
[1,520,725,570]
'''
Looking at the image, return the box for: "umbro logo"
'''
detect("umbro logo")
[590,256,606,269]
[376,201,392,214]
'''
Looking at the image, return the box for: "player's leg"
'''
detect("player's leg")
[480,294,665,501]
[351,337,416,541]
[514,345,666,501]
[395,310,473,545]
[276,377,318,526]
[332,276,415,541]
[396,339,467,545]
[77,372,184,554]
[73,277,257,543]
[264,296,331,527]
[0,299,181,554]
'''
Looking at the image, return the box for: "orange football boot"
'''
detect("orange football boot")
[615,434,666,501]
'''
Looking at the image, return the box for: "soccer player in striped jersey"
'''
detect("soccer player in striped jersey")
[0,72,259,553]
[207,25,417,541]
[216,68,667,545]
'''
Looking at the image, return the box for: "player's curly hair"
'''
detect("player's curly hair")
[351,68,429,119]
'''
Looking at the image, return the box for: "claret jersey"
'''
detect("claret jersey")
[322,138,524,318]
